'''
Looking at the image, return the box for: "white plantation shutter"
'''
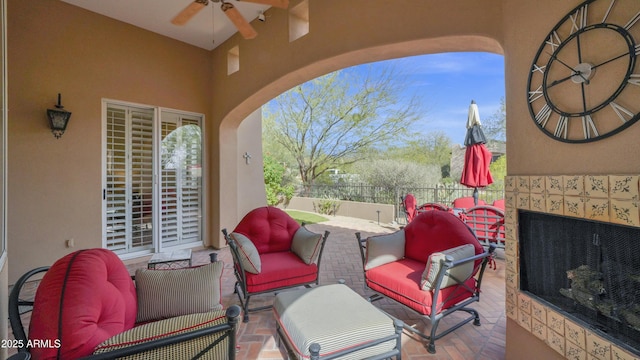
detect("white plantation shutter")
[160,112,202,247]
[104,103,203,254]
[161,121,179,245]
[105,106,128,252]
[130,110,154,249]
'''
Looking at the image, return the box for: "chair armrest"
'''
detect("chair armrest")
[86,305,241,360]
[361,230,406,270]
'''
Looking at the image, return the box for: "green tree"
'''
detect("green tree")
[488,154,506,190]
[263,66,423,188]
[263,155,295,206]
[386,131,453,179]
[482,97,506,141]
[355,159,442,189]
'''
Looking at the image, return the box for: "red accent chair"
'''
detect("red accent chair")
[222,206,330,322]
[452,196,486,209]
[492,198,505,210]
[417,202,452,213]
[401,193,418,223]
[9,248,241,360]
[356,210,495,354]
[462,205,506,249]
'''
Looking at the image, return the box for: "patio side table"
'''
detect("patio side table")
[274,284,403,360]
[147,249,192,269]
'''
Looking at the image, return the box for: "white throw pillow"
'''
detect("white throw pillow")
[291,227,323,264]
[420,244,475,290]
[229,232,261,274]
[364,230,405,270]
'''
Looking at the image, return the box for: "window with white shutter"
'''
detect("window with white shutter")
[103,102,203,255]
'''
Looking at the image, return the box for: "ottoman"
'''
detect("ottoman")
[273,284,403,360]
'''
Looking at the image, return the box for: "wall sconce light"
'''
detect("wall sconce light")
[47,93,72,139]
[243,152,252,165]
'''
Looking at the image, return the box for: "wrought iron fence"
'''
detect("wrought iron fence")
[296,183,504,207]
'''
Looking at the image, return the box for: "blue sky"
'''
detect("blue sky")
[360,52,505,145]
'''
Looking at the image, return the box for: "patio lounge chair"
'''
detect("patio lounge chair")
[356,210,495,354]
[417,202,452,213]
[401,193,418,223]
[9,248,241,360]
[452,196,486,209]
[222,206,330,322]
[461,204,506,249]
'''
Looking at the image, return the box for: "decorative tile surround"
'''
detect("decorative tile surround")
[504,175,640,360]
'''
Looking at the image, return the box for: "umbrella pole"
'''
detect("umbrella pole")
[473,188,479,206]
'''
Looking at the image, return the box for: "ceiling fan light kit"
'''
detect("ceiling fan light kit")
[172,0,289,40]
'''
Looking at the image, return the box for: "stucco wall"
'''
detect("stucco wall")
[7,0,213,281]
[285,197,396,224]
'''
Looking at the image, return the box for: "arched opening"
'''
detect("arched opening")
[215,35,504,248]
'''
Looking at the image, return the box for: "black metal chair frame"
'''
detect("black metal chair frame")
[222,227,330,322]
[355,232,496,354]
[462,204,506,249]
[9,265,241,359]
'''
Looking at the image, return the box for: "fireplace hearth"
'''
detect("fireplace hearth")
[519,210,640,355]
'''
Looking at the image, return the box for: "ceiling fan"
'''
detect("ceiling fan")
[172,0,289,40]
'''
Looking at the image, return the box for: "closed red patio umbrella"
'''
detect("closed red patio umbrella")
[460,100,493,205]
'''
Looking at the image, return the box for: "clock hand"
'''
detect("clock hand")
[546,52,590,84]
[547,73,578,88]
[546,52,575,72]
[590,51,630,70]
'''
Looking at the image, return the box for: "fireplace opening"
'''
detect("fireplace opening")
[519,210,640,355]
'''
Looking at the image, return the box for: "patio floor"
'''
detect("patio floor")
[9,215,506,359]
[198,215,507,360]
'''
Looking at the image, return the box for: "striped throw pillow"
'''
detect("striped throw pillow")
[135,262,224,323]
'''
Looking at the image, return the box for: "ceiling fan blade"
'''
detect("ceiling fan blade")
[171,0,209,26]
[237,0,289,9]
[221,2,258,39]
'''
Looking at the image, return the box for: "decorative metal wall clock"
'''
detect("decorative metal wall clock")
[527,0,640,143]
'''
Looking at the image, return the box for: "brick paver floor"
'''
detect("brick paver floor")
[9,214,506,359]
[207,215,507,360]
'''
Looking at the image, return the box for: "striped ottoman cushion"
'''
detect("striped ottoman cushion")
[274,284,398,359]
[93,311,230,359]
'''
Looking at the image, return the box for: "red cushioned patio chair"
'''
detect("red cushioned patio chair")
[222,206,330,322]
[416,202,452,213]
[356,210,495,354]
[452,196,486,209]
[492,198,505,210]
[9,248,241,360]
[462,204,506,249]
[401,193,418,223]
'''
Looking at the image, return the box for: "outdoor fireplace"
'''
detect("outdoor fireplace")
[518,210,640,356]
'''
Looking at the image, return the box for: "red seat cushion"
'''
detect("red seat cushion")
[29,249,137,360]
[233,206,300,254]
[365,258,477,316]
[404,210,484,265]
[244,252,318,293]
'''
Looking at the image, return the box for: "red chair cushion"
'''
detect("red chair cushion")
[403,194,417,222]
[233,207,300,254]
[404,210,484,264]
[244,251,318,293]
[365,258,477,316]
[29,249,137,360]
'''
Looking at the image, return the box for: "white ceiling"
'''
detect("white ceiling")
[61,0,273,51]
